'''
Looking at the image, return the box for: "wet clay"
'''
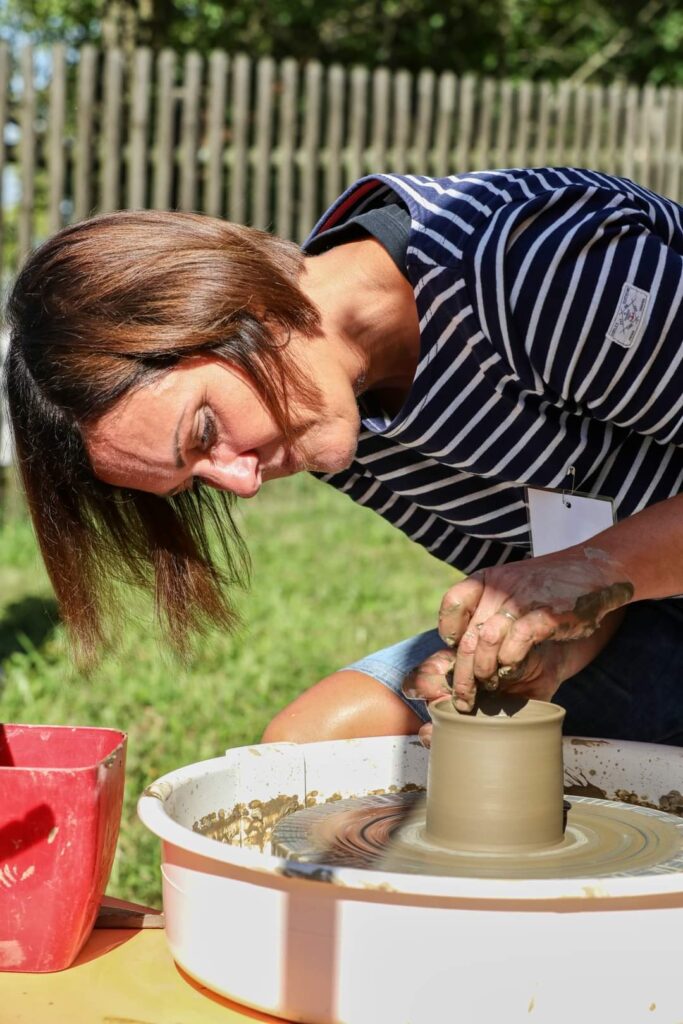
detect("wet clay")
[571,581,634,629]
[271,792,683,879]
[425,695,566,852]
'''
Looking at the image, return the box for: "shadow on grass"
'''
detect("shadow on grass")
[0,595,60,663]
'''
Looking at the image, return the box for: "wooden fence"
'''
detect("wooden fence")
[1,46,683,469]
[2,43,683,284]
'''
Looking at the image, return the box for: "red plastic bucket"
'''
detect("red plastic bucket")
[0,723,126,972]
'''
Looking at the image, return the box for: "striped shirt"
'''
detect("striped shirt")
[304,168,683,575]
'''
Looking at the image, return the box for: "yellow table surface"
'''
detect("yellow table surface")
[1,929,286,1024]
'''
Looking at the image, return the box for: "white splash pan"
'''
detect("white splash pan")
[138,736,683,1024]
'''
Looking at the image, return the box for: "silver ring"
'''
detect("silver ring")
[501,610,518,622]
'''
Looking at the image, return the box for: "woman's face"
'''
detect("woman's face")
[84,355,361,498]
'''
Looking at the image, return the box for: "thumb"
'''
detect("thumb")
[418,722,433,749]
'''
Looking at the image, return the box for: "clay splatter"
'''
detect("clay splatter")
[193,794,303,850]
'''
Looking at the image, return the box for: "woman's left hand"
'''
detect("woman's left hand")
[435,545,634,712]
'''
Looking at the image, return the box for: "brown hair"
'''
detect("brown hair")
[4,209,322,663]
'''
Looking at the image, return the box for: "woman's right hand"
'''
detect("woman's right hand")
[435,547,633,712]
[403,641,569,748]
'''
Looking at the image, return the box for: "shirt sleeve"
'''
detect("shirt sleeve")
[474,183,683,447]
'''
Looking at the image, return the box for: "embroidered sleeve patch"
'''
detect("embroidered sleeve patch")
[606,282,650,349]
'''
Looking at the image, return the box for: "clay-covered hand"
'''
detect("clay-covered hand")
[438,545,634,713]
[404,642,568,748]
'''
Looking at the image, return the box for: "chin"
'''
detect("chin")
[299,422,359,475]
[317,448,357,474]
[298,446,353,475]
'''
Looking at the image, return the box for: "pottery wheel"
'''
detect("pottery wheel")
[271,793,683,879]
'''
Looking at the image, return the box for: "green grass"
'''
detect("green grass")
[0,474,457,906]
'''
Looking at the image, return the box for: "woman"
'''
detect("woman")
[5,166,683,746]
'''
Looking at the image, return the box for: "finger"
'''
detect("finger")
[472,613,516,682]
[495,655,531,686]
[402,649,456,701]
[418,722,433,749]
[499,600,607,663]
[438,577,484,647]
[498,607,560,667]
[418,696,452,747]
[451,623,479,712]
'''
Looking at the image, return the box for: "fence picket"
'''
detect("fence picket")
[275,59,298,239]
[392,69,411,174]
[323,64,345,206]
[74,44,97,222]
[206,50,229,218]
[347,66,369,185]
[638,83,656,188]
[514,79,533,170]
[572,81,588,167]
[605,80,624,176]
[298,61,322,241]
[253,56,275,230]
[128,47,152,209]
[666,88,683,201]
[18,46,35,261]
[179,51,202,212]
[621,84,638,180]
[653,86,670,196]
[101,48,124,213]
[477,76,495,169]
[228,54,251,224]
[553,80,571,166]
[496,79,513,167]
[434,71,456,176]
[413,69,434,174]
[48,44,66,234]
[586,85,602,171]
[371,67,390,172]
[533,80,551,168]
[152,49,176,210]
[455,73,475,173]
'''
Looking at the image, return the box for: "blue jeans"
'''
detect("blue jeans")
[341,600,683,746]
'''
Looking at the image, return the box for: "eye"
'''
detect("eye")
[197,407,217,452]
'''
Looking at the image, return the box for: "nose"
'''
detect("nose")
[194,451,261,498]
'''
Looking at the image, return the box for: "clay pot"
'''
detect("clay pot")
[425,695,566,852]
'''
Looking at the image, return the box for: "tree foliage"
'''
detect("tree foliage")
[2,0,683,84]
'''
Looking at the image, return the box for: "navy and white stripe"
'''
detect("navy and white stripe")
[305,168,683,575]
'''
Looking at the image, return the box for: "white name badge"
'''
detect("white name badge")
[527,487,615,557]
